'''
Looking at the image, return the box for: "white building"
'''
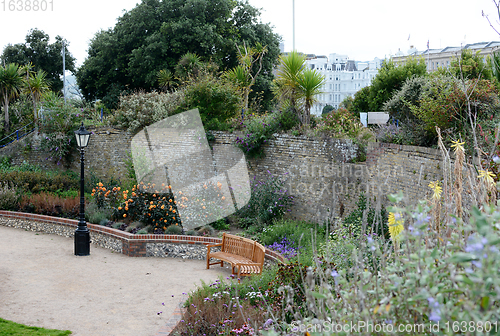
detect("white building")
[305,53,382,115]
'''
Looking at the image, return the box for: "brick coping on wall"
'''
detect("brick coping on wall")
[0,211,285,263]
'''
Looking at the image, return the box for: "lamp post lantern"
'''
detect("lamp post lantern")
[74,122,91,256]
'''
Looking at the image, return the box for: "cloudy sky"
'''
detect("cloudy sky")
[0,0,499,68]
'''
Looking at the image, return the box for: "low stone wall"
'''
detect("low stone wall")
[0,211,285,263]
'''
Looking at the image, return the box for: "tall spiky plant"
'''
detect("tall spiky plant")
[296,68,325,125]
[274,51,307,123]
[0,63,24,133]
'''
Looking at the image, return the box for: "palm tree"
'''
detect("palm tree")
[157,69,175,91]
[0,63,24,133]
[274,51,307,122]
[175,52,203,80]
[25,68,49,121]
[224,43,267,118]
[297,68,325,125]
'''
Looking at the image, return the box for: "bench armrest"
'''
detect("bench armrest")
[206,243,222,254]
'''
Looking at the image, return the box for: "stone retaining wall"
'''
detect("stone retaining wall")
[0,127,446,223]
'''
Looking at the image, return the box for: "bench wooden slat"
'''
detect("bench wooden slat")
[206,233,265,281]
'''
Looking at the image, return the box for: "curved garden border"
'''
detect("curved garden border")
[0,211,285,263]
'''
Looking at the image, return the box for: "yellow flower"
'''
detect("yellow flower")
[161,205,165,210]
[428,181,442,200]
[388,212,404,244]
[478,169,496,188]
[450,139,465,153]
[164,220,167,223]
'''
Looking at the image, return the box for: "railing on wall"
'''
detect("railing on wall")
[0,122,36,148]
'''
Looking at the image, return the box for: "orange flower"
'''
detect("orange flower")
[161,205,165,210]
[173,217,175,220]
[178,191,182,195]
[153,194,156,197]
[132,192,136,197]
[91,193,95,196]
[123,214,127,218]
[118,207,122,210]
[98,182,103,187]
[150,201,154,205]
[222,196,225,200]
[102,187,106,191]
[163,226,166,230]
[125,207,129,211]
[202,206,206,209]
[92,188,96,193]
[123,196,127,200]
[164,220,167,223]
[117,187,121,191]
[173,210,176,213]
[169,199,172,202]
[128,199,133,203]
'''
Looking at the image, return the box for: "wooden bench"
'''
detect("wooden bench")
[206,233,265,280]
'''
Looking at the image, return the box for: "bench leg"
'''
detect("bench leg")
[220,260,223,267]
[206,256,210,269]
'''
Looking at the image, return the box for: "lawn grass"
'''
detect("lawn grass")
[0,318,72,336]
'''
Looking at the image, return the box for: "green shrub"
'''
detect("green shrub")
[0,170,79,193]
[176,74,241,125]
[165,224,183,234]
[87,205,113,224]
[0,183,19,210]
[341,193,388,239]
[112,90,186,134]
[236,173,293,227]
[314,107,364,138]
[196,225,214,236]
[210,218,229,231]
[38,96,84,166]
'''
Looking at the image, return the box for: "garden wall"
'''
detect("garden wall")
[0,127,444,223]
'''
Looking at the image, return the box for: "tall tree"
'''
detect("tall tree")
[23,66,50,120]
[274,51,325,125]
[223,42,267,116]
[274,51,307,114]
[0,63,24,132]
[296,68,325,125]
[76,0,280,109]
[1,29,76,93]
[368,57,427,111]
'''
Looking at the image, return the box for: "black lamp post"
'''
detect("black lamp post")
[74,123,91,256]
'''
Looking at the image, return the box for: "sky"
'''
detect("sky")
[0,0,500,69]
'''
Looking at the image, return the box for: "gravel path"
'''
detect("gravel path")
[0,225,231,336]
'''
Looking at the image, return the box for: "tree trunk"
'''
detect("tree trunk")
[3,96,9,134]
